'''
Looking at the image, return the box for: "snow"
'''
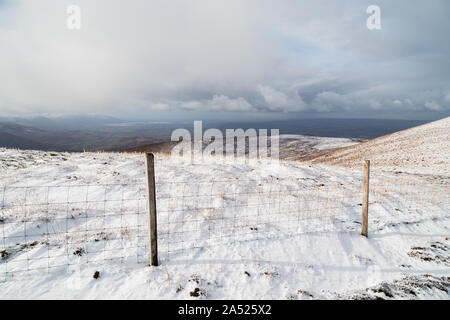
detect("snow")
[170,134,361,162]
[309,117,450,176]
[0,130,449,299]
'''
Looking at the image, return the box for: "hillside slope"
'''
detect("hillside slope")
[306,117,450,175]
[0,131,53,150]
[123,135,361,161]
[0,148,449,299]
[0,123,56,150]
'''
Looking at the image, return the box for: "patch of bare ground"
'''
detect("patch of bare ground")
[342,274,450,299]
[408,241,450,266]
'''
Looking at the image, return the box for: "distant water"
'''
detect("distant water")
[196,119,431,140]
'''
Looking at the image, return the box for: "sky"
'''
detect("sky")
[0,0,449,121]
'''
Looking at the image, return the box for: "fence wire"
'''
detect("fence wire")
[155,178,363,262]
[1,168,448,282]
[0,183,148,281]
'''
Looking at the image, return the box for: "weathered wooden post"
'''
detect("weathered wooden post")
[145,153,158,266]
[361,160,370,237]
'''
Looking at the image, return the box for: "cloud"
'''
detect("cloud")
[445,92,450,104]
[257,85,306,112]
[425,101,443,111]
[207,95,253,112]
[180,101,203,111]
[311,91,353,112]
[174,95,254,112]
[150,103,170,111]
[0,0,449,119]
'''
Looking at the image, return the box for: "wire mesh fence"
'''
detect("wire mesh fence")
[0,183,149,281]
[1,162,448,282]
[155,178,364,262]
[366,178,450,232]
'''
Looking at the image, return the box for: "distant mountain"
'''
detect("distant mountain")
[0,116,438,153]
[0,120,164,152]
[0,115,124,130]
[0,122,64,150]
[0,130,53,150]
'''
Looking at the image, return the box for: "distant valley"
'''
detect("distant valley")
[0,116,432,153]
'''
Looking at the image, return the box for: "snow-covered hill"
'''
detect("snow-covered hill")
[123,134,361,161]
[307,117,450,176]
[0,130,449,299]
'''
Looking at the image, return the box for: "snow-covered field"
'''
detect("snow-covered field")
[0,131,449,299]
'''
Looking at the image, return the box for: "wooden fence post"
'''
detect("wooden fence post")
[145,153,158,266]
[361,160,370,237]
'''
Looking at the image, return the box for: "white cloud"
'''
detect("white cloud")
[312,91,353,112]
[445,92,450,103]
[207,95,253,112]
[150,103,170,111]
[369,100,382,110]
[180,101,203,111]
[257,85,306,112]
[424,101,443,111]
